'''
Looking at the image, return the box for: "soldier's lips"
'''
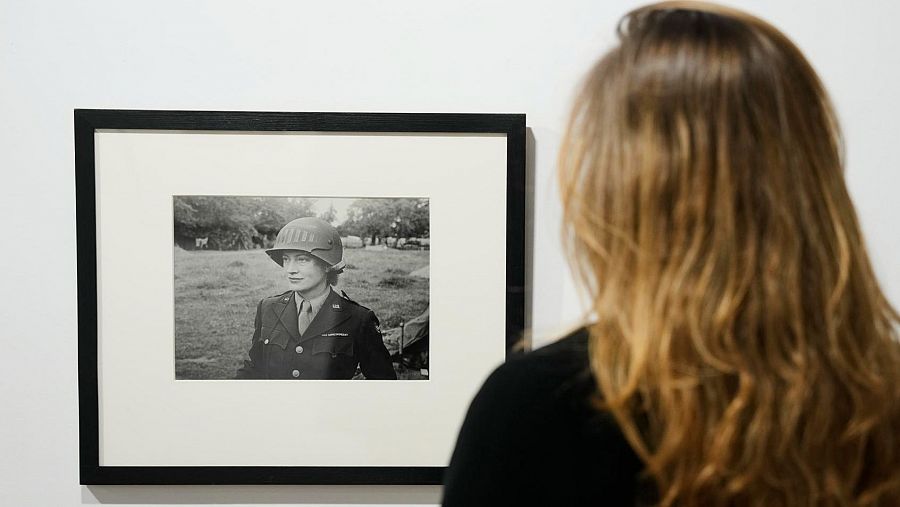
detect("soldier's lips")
[288,278,303,282]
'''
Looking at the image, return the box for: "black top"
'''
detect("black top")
[441,327,650,506]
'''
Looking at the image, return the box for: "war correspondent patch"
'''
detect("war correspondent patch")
[322,332,349,337]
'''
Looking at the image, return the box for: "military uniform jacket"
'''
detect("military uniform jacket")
[236,289,396,380]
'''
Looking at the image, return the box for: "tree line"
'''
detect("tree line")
[174,196,429,250]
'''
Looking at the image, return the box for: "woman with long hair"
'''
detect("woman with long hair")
[442,2,900,506]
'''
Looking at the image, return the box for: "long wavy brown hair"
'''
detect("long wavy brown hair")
[558,2,900,506]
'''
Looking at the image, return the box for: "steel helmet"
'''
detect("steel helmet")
[266,217,344,272]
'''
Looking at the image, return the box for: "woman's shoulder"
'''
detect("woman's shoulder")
[455,325,595,433]
[442,326,645,506]
[446,325,596,456]
[487,326,593,402]
[514,325,591,368]
[331,288,377,316]
[257,290,293,308]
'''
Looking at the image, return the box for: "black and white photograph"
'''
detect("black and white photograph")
[174,195,430,381]
[74,109,521,483]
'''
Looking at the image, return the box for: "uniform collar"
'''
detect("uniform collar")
[299,288,350,341]
[294,286,331,316]
[273,287,349,341]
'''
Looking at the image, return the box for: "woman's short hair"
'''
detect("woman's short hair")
[325,268,340,287]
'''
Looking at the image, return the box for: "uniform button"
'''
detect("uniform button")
[295,345,304,354]
[263,339,269,344]
[291,369,300,378]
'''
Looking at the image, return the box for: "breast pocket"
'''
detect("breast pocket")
[259,326,290,349]
[311,336,354,358]
[258,326,291,375]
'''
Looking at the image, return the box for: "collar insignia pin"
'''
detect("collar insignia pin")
[332,303,340,309]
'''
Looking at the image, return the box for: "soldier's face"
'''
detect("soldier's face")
[281,251,328,293]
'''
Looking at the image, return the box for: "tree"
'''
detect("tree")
[252,197,316,236]
[319,202,337,224]
[173,196,316,249]
[339,198,429,244]
[390,198,429,238]
[340,199,391,244]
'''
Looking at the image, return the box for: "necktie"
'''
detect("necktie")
[297,297,313,336]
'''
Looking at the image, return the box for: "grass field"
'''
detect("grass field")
[174,247,429,380]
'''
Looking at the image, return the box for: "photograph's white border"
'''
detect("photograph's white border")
[95,130,508,466]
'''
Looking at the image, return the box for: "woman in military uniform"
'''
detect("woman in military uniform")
[236,217,397,380]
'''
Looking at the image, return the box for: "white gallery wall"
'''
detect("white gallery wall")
[1,1,898,506]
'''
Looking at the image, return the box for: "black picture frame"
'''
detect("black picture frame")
[75,109,526,485]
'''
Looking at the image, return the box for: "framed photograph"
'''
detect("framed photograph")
[75,110,526,484]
